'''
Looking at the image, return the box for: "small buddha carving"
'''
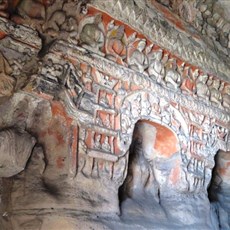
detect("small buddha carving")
[148,49,165,82]
[128,39,149,74]
[195,75,210,101]
[209,79,223,107]
[164,60,182,89]
[79,14,105,54]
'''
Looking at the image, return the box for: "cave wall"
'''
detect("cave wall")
[0,0,229,229]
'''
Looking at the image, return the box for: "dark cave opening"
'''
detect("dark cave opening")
[208,150,230,229]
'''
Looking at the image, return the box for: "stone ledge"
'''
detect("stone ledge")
[87,149,118,162]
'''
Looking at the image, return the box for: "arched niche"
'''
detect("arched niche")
[119,119,182,218]
[117,91,189,157]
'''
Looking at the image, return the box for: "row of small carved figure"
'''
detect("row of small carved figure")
[78,14,230,110]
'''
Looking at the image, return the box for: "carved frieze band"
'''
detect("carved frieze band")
[90,0,230,82]
[0,10,229,126]
[53,41,230,125]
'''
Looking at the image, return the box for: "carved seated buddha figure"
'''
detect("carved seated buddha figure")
[79,14,105,55]
[195,74,210,101]
[148,49,165,82]
[128,39,149,74]
[209,79,223,107]
[164,59,182,90]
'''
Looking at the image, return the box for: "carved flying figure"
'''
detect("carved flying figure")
[36,0,82,39]
[217,127,228,141]
[209,79,223,107]
[164,59,182,89]
[106,21,126,64]
[161,106,171,125]
[195,74,210,101]
[104,75,113,88]
[151,97,161,115]
[128,39,149,74]
[79,14,105,54]
[61,1,85,42]
[148,49,165,82]
[222,85,230,110]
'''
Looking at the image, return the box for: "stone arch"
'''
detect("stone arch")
[116,91,191,200]
[117,91,189,156]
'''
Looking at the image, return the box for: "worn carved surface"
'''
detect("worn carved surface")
[0,0,230,229]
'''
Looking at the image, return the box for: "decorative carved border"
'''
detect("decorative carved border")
[90,0,230,82]
[53,41,230,126]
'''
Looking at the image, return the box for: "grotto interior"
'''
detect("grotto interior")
[0,0,230,229]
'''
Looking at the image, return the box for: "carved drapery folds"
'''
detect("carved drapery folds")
[0,0,230,229]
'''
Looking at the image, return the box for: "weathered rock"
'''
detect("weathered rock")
[0,129,36,177]
[0,0,229,229]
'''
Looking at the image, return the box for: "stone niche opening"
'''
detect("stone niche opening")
[208,150,230,229]
[119,120,179,220]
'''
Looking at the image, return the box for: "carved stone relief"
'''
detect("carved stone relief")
[0,1,229,229]
[91,0,230,82]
